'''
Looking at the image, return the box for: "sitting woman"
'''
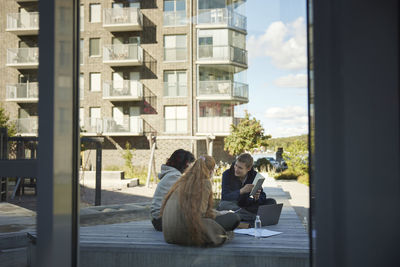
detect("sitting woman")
[150,149,195,231]
[160,155,240,247]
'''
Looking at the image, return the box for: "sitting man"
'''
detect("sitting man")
[217,153,276,223]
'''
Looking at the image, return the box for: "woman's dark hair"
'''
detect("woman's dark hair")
[166,149,195,173]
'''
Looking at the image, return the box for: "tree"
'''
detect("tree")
[283,140,308,175]
[224,111,271,156]
[0,104,16,136]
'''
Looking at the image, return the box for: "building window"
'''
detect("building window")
[80,5,84,31]
[198,0,225,9]
[165,106,187,133]
[164,35,187,61]
[90,73,101,92]
[89,3,101,23]
[80,39,84,64]
[79,108,84,128]
[164,70,187,97]
[89,38,100,56]
[164,0,186,26]
[80,73,84,91]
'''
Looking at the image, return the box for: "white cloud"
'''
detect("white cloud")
[247,17,307,70]
[274,74,307,88]
[264,106,308,137]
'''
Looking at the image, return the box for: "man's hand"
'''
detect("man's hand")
[254,189,261,201]
[240,184,254,194]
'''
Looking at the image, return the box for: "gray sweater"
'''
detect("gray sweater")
[150,165,181,219]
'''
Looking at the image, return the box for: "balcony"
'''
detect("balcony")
[197,116,239,135]
[197,45,247,68]
[103,44,143,66]
[197,81,248,102]
[13,118,38,136]
[197,8,247,32]
[103,7,143,32]
[164,47,187,62]
[82,117,143,136]
[6,12,39,35]
[103,80,143,101]
[163,82,187,97]
[7,48,39,69]
[6,82,39,103]
[164,11,186,26]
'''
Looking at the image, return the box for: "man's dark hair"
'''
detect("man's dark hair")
[166,149,195,173]
[237,153,254,168]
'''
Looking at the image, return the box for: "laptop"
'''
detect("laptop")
[257,203,283,226]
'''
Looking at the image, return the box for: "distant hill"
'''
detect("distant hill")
[268,134,308,151]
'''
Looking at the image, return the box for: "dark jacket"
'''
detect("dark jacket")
[221,162,267,207]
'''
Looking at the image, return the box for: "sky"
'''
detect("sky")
[238,0,308,138]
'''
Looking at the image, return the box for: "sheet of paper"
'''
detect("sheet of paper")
[234,228,282,237]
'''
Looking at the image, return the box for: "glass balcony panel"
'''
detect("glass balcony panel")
[163,82,187,97]
[164,47,187,61]
[6,82,39,102]
[82,117,103,134]
[103,7,143,31]
[103,80,143,100]
[198,80,248,100]
[82,117,143,135]
[197,8,246,31]
[13,118,38,135]
[198,45,247,65]
[102,117,143,134]
[103,44,143,65]
[163,11,186,26]
[7,48,39,67]
[6,12,39,34]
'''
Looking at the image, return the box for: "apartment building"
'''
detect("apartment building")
[0,0,248,169]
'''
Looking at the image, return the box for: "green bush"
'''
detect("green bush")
[297,173,309,186]
[273,170,299,180]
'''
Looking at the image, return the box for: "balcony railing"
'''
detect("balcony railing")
[82,117,143,135]
[103,44,143,66]
[163,82,187,97]
[7,47,39,68]
[197,45,247,66]
[164,47,187,61]
[197,116,238,134]
[13,118,39,135]
[6,82,39,102]
[198,81,248,101]
[103,7,143,31]
[197,8,247,31]
[103,80,143,101]
[163,11,186,26]
[6,12,39,35]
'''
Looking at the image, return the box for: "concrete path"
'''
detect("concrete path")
[273,178,309,231]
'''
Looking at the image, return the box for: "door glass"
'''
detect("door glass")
[113,72,124,91]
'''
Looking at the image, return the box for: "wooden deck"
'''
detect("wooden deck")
[76,185,309,267]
